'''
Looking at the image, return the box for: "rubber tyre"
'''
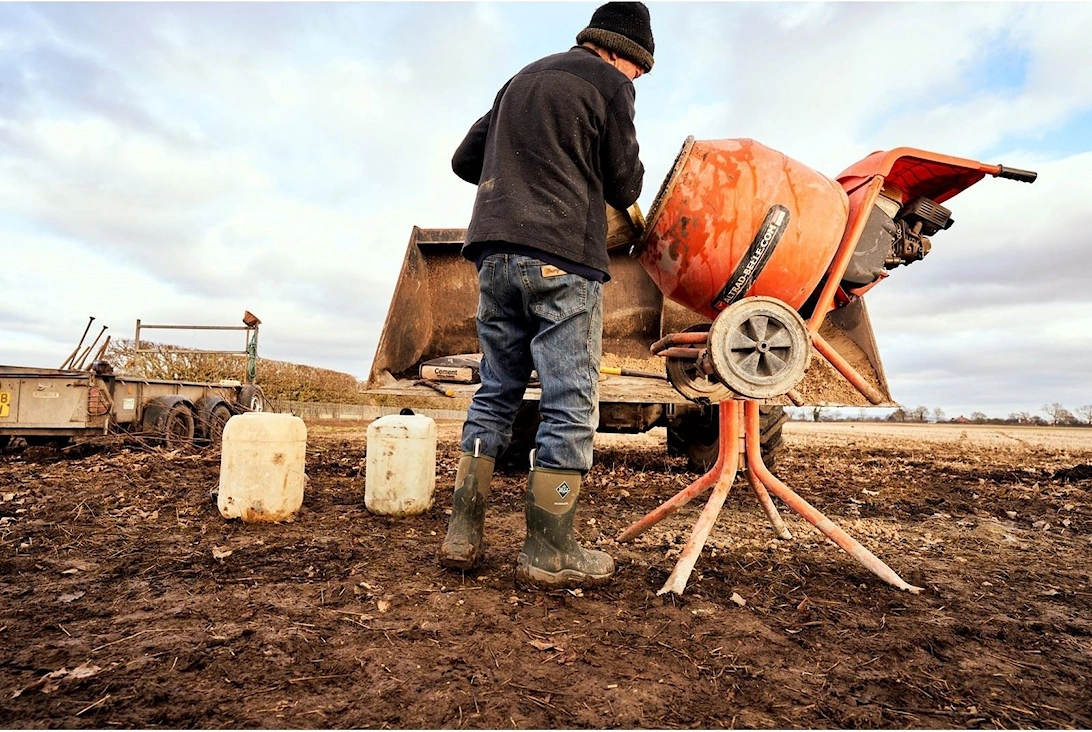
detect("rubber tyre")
[667,404,787,473]
[161,403,196,449]
[197,402,233,448]
[707,296,810,399]
[663,324,733,404]
[237,384,266,413]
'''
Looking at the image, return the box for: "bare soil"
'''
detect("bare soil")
[2,420,1091,729]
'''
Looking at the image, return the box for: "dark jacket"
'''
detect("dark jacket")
[452,46,644,279]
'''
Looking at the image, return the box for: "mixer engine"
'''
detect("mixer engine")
[842,191,954,287]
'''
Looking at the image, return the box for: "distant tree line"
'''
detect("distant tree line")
[791,403,1092,427]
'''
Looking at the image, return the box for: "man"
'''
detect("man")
[440,2,653,588]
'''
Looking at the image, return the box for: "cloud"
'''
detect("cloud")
[867,149,1092,314]
[1,2,1089,419]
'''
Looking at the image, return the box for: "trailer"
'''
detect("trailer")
[0,314,267,452]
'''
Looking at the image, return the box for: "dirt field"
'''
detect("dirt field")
[2,419,1091,729]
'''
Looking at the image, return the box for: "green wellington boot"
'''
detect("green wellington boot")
[515,465,614,588]
[439,443,495,570]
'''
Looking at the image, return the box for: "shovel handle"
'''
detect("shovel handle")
[413,379,455,398]
[600,366,667,380]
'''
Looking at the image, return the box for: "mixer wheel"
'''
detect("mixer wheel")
[665,357,734,403]
[663,325,733,403]
[708,296,810,399]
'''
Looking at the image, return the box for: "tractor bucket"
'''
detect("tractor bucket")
[367,228,481,388]
[365,225,687,408]
[793,296,895,407]
[366,226,891,409]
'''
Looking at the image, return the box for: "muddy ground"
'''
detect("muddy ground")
[2,420,1091,729]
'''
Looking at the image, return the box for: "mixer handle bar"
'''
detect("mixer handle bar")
[994,165,1038,183]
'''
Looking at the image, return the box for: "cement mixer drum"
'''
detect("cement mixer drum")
[636,138,850,321]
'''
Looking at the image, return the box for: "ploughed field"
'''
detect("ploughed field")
[2,420,1091,729]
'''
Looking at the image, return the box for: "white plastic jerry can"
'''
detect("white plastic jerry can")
[365,412,437,516]
[217,413,307,523]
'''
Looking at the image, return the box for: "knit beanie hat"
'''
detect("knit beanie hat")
[576,2,655,73]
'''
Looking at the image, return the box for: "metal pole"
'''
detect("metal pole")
[811,332,885,405]
[61,316,95,369]
[246,325,259,384]
[743,401,922,593]
[806,176,884,333]
[658,400,741,596]
[616,467,718,542]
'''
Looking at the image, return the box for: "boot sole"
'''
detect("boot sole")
[514,562,613,589]
[439,543,482,571]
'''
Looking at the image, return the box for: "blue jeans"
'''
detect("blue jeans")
[461,253,603,473]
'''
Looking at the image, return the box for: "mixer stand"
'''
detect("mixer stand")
[617,399,922,596]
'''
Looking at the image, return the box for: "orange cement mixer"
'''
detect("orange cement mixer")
[630,136,1038,404]
[619,136,1037,596]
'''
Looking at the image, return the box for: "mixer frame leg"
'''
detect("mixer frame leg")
[747,469,793,540]
[617,399,923,596]
[656,401,741,595]
[742,401,922,593]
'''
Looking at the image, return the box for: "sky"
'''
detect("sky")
[1,1,1089,420]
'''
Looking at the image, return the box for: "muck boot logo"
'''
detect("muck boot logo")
[556,481,571,499]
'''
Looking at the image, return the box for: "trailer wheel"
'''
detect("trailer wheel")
[0,435,9,453]
[161,403,195,448]
[668,404,787,473]
[142,397,196,449]
[196,401,233,448]
[237,384,266,413]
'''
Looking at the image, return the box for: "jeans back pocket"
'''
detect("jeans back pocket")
[476,258,498,321]
[520,259,589,323]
